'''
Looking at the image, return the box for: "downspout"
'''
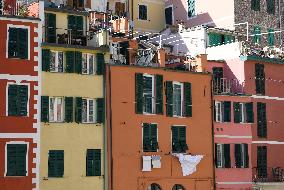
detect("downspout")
[279,0,282,45]
[131,0,134,38]
[210,77,216,190]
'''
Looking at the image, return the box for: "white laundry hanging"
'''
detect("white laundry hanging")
[142,156,152,171]
[173,153,203,176]
[151,155,161,168]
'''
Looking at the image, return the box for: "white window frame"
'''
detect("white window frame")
[142,123,158,152]
[173,82,184,117]
[143,74,155,114]
[49,97,64,122]
[6,82,30,117]
[138,4,148,21]
[215,101,223,122]
[5,141,29,177]
[239,103,247,123]
[82,53,95,75]
[50,51,64,73]
[216,144,224,168]
[82,98,96,123]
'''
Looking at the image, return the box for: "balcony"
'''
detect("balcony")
[1,0,40,18]
[213,78,244,95]
[253,167,284,183]
[110,16,129,35]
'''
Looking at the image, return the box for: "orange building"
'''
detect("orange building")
[106,61,214,190]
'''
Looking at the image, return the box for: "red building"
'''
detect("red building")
[0,7,41,190]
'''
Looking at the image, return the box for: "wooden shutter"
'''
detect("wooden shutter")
[244,144,249,168]
[75,97,82,123]
[268,28,275,46]
[41,96,49,122]
[257,146,267,178]
[135,73,143,114]
[6,144,17,176]
[75,51,82,74]
[179,126,188,152]
[257,102,267,138]
[213,100,216,121]
[86,149,95,176]
[46,13,56,43]
[17,85,28,116]
[188,0,195,18]
[267,0,275,14]
[18,28,28,59]
[234,144,242,168]
[150,124,158,151]
[184,82,192,117]
[155,75,163,114]
[8,27,17,58]
[215,144,218,167]
[96,53,105,75]
[143,123,151,151]
[65,97,73,123]
[223,101,231,122]
[171,126,179,152]
[251,0,260,11]
[68,15,76,35]
[7,144,27,176]
[48,150,64,177]
[96,98,104,123]
[8,85,18,116]
[255,63,265,95]
[253,26,261,44]
[224,144,231,168]
[245,102,254,123]
[42,49,51,71]
[66,51,75,73]
[166,81,173,117]
[94,149,101,176]
[234,102,241,123]
[76,16,83,36]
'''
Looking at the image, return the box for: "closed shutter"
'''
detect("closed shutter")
[68,15,76,36]
[166,81,173,117]
[245,102,254,123]
[257,146,267,178]
[76,16,83,36]
[65,97,73,123]
[18,28,28,59]
[235,144,242,168]
[179,126,188,152]
[267,0,275,14]
[224,144,231,168]
[268,28,275,46]
[94,149,101,176]
[41,96,49,122]
[188,0,195,18]
[46,13,56,43]
[184,82,192,117]
[8,27,17,58]
[75,97,82,123]
[96,53,105,75]
[42,49,51,71]
[96,98,104,123]
[151,124,158,151]
[234,102,241,123]
[86,149,95,176]
[7,144,27,176]
[244,144,249,168]
[66,51,75,73]
[213,100,216,121]
[8,85,18,116]
[255,63,265,95]
[155,75,163,114]
[17,85,28,116]
[48,150,64,177]
[135,73,143,114]
[75,51,82,74]
[257,102,267,138]
[223,101,231,122]
[253,26,261,44]
[143,123,151,151]
[172,126,179,152]
[251,0,260,11]
[6,144,17,176]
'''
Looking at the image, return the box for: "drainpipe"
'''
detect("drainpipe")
[210,77,216,190]
[279,0,282,46]
[131,0,134,38]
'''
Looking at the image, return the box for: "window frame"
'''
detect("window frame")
[50,51,64,73]
[138,4,148,21]
[142,123,158,152]
[171,125,188,153]
[239,103,247,123]
[49,97,64,123]
[215,101,222,122]
[172,81,184,117]
[216,144,224,168]
[82,53,95,75]
[82,98,96,123]
[142,74,155,115]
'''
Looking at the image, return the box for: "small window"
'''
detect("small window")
[215,144,231,168]
[49,97,64,122]
[138,4,148,20]
[148,183,161,190]
[172,126,188,153]
[6,144,27,176]
[50,51,64,72]
[251,0,260,11]
[86,149,101,176]
[173,82,183,117]
[253,26,261,44]
[48,150,64,177]
[8,27,28,59]
[187,0,195,18]
[143,123,158,152]
[268,28,275,46]
[82,53,95,75]
[82,98,96,123]
[267,0,275,14]
[172,184,185,190]
[235,144,249,168]
[8,84,29,116]
[214,101,231,122]
[143,74,154,114]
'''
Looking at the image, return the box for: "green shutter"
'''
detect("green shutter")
[172,126,179,152]
[224,144,231,168]
[135,73,143,114]
[257,102,267,138]
[150,124,158,151]
[65,97,73,123]
[251,0,260,11]
[68,15,76,36]
[46,13,56,43]
[267,0,275,14]
[96,53,105,75]
[253,26,261,44]
[268,28,275,46]
[155,75,163,114]
[166,81,173,117]
[18,28,28,59]
[86,149,95,176]
[6,145,17,176]
[8,85,18,116]
[41,96,49,122]
[42,49,51,71]
[179,126,188,152]
[75,51,82,74]
[8,27,17,58]
[75,97,82,123]
[246,102,254,123]
[7,144,27,176]
[96,98,104,123]
[143,123,151,151]
[255,63,265,95]
[48,150,64,177]
[234,102,241,123]
[17,85,28,116]
[94,149,101,176]
[235,144,242,168]
[188,0,195,18]
[76,16,84,36]
[66,51,75,73]
[223,101,231,122]
[184,82,192,117]
[244,144,249,168]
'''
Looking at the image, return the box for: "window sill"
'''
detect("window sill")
[48,121,64,123]
[7,56,29,60]
[143,150,158,153]
[50,71,64,73]
[143,112,156,115]
[5,175,27,177]
[81,122,97,124]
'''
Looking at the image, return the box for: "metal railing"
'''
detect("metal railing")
[1,0,39,17]
[253,167,284,183]
[213,78,244,95]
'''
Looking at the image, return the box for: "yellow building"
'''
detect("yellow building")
[40,5,109,190]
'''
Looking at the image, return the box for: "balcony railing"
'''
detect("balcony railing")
[213,78,244,95]
[253,167,284,183]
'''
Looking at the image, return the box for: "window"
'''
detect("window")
[143,123,158,152]
[268,28,275,46]
[214,101,231,122]
[8,84,29,116]
[187,0,195,18]
[138,4,147,20]
[251,0,260,11]
[6,144,27,176]
[82,53,95,74]
[267,0,275,14]
[82,98,96,123]
[50,51,64,72]
[255,63,265,95]
[8,27,28,59]
[172,184,185,190]
[234,102,254,123]
[235,144,249,168]
[208,33,235,47]
[253,26,261,44]
[257,102,267,138]
[148,183,161,190]
[49,97,64,122]
[48,150,64,177]
[68,15,83,36]
[172,126,188,153]
[143,75,154,114]
[86,149,101,176]
[173,82,183,117]
[257,146,267,178]
[165,7,173,25]
[215,144,231,168]
[45,13,56,43]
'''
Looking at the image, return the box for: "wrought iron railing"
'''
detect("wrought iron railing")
[213,78,245,95]
[253,167,284,183]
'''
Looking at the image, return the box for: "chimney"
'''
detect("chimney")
[195,54,208,72]
[158,48,166,67]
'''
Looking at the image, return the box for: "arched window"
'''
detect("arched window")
[147,183,161,190]
[172,184,185,190]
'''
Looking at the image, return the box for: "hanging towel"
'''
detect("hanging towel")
[152,155,161,168]
[142,156,152,171]
[173,154,203,176]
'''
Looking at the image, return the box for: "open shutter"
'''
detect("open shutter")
[42,49,51,71]
[76,16,83,36]
[96,98,104,123]
[86,149,95,176]
[135,73,143,114]
[150,124,158,151]
[253,26,261,44]
[18,85,28,116]
[46,13,56,43]
[18,28,28,59]
[257,146,267,178]
[244,144,249,168]
[224,144,231,168]
[223,101,231,122]
[96,53,105,75]
[245,102,254,123]
[65,97,73,123]
[184,82,192,117]
[143,123,151,151]
[257,102,267,138]
[8,85,18,116]
[172,126,179,152]
[155,75,163,114]
[166,81,173,117]
[68,15,76,36]
[235,144,242,168]
[66,51,75,73]
[94,149,101,176]
[268,28,275,46]
[75,51,82,74]
[179,126,188,152]
[41,96,49,122]
[234,102,241,123]
[75,97,82,123]
[8,27,17,58]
